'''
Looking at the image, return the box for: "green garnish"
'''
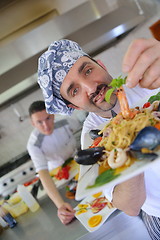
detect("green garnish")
[148,92,160,103]
[62,157,73,167]
[86,169,120,189]
[105,76,127,103]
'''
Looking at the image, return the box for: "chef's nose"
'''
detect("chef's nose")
[81,80,97,96]
[42,121,49,130]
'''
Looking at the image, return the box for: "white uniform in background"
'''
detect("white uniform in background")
[81,86,160,218]
[27,120,77,173]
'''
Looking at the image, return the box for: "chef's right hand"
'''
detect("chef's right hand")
[57,202,75,225]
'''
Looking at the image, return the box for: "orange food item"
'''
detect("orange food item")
[154,122,160,130]
[88,215,102,227]
[76,209,88,215]
[90,137,102,148]
[92,192,102,198]
[65,191,75,199]
[78,204,89,209]
[98,165,110,175]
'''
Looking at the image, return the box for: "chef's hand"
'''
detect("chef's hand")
[57,202,75,225]
[122,38,160,89]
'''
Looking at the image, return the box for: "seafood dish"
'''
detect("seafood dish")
[75,81,160,200]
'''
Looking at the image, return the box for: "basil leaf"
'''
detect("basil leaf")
[62,157,73,167]
[86,169,120,189]
[148,92,160,103]
[105,76,127,103]
[109,76,127,88]
[105,88,115,103]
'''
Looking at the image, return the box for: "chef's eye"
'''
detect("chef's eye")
[85,68,92,76]
[72,88,78,96]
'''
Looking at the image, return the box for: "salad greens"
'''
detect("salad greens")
[105,76,127,103]
[86,169,120,189]
[148,91,160,103]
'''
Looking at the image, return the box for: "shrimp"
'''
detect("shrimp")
[117,87,138,119]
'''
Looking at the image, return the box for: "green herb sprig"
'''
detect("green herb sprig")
[105,76,127,103]
[86,169,120,189]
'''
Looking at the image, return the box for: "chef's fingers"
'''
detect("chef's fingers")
[57,209,75,225]
[59,208,75,216]
[142,76,160,90]
[122,38,155,72]
[63,202,75,213]
[58,204,75,217]
[122,38,159,88]
[138,58,160,89]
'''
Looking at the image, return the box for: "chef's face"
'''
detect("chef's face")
[60,56,117,117]
[31,110,54,135]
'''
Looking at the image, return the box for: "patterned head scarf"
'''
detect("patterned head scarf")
[37,39,89,115]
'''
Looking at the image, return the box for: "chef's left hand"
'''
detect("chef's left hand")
[57,202,75,225]
[122,38,160,89]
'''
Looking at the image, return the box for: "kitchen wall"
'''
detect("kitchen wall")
[0,0,160,166]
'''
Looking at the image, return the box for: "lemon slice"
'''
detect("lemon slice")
[92,192,102,198]
[88,215,102,227]
[76,209,87,215]
[77,204,89,209]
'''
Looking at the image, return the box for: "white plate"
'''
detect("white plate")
[75,97,160,201]
[74,193,116,232]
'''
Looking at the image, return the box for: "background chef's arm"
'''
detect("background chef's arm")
[38,169,65,208]
[112,173,146,216]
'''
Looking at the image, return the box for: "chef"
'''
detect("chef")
[27,100,77,224]
[37,38,160,240]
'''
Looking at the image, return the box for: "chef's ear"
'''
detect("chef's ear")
[96,59,107,70]
[68,104,82,110]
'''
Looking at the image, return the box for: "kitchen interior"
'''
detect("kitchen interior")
[0,0,160,239]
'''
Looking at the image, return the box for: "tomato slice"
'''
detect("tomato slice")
[55,166,70,180]
[90,197,107,213]
[143,102,151,108]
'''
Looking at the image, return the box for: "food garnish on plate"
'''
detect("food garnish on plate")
[89,196,113,213]
[75,195,113,216]
[88,215,102,228]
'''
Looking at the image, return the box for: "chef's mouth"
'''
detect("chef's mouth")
[90,84,109,104]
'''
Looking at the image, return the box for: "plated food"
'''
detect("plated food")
[50,159,79,189]
[75,82,160,200]
[76,192,114,216]
[74,192,116,232]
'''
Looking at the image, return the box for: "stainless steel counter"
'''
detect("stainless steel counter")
[0,188,151,240]
[0,190,87,240]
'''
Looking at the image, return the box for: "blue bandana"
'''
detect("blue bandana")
[37,39,88,115]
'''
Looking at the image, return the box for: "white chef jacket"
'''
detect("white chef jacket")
[81,86,160,217]
[27,121,77,172]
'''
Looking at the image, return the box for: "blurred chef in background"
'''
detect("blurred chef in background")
[27,100,77,224]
